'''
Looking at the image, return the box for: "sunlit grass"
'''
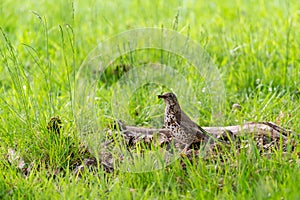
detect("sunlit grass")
[0,0,299,199]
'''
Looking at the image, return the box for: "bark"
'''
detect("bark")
[116,121,298,144]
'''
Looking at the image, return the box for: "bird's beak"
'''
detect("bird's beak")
[158,94,166,99]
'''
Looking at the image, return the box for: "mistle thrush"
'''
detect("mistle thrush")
[158,92,210,146]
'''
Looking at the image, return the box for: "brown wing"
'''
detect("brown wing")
[181,111,209,140]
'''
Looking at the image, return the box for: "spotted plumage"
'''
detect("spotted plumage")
[158,92,209,146]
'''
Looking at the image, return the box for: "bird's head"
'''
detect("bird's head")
[158,92,179,106]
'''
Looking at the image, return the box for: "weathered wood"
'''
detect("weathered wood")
[117,121,297,141]
[75,122,298,174]
[113,121,299,155]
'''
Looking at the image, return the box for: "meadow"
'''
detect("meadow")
[0,0,299,199]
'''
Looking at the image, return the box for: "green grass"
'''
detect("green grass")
[0,0,299,199]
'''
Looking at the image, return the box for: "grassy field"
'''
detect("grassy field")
[0,0,299,199]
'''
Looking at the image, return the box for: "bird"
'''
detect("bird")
[158,92,210,148]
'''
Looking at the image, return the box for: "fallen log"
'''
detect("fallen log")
[113,121,299,154]
[118,121,296,139]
